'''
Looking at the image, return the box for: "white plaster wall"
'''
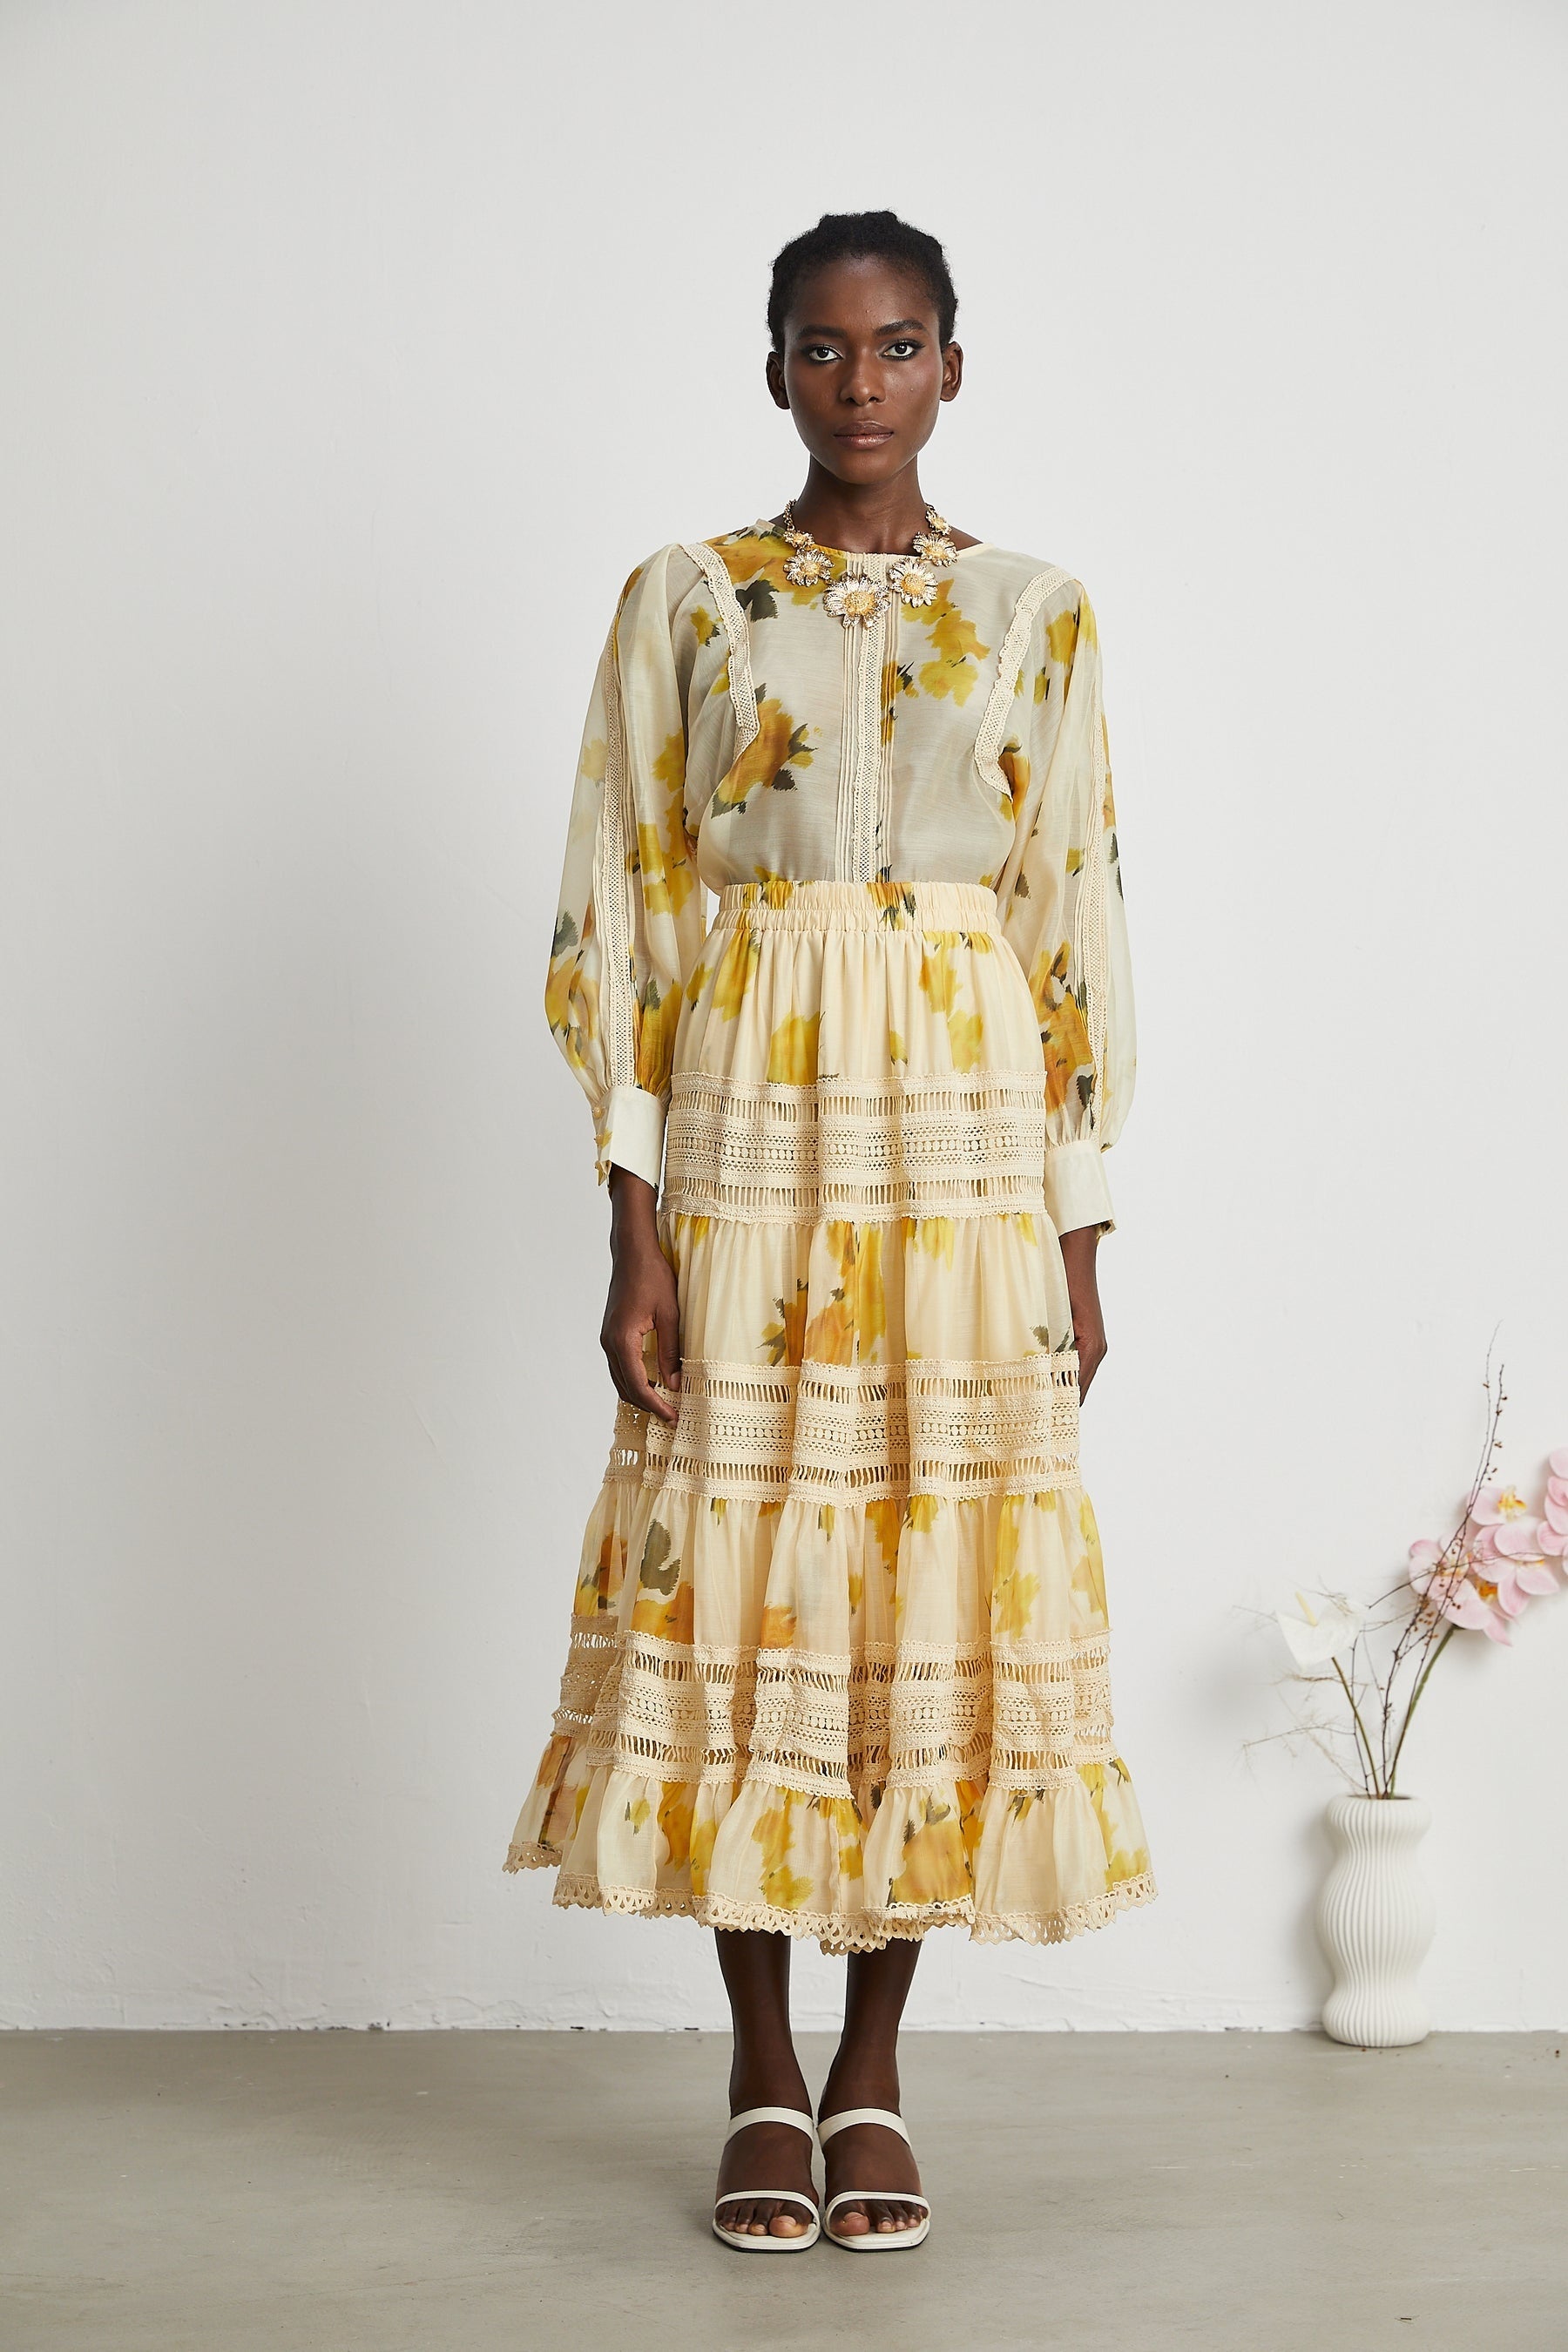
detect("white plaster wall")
[3,0,1565,2032]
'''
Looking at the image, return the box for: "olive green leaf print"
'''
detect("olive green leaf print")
[736,576,778,623]
[638,1522,680,1596]
[762,1279,808,1367]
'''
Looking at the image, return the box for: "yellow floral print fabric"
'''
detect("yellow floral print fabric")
[543,524,1132,1234]
[511,525,1152,1952]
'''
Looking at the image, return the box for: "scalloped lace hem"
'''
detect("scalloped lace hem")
[504,1845,1156,1952]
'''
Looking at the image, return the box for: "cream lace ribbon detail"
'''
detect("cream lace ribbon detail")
[627,1355,1079,1503]
[664,1068,1051,1224]
[538,1620,1118,1801]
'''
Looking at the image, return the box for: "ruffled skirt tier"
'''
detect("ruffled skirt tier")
[506,879,1154,1951]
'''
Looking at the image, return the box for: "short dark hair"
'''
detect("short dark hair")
[767,211,957,355]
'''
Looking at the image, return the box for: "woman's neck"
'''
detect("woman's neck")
[787,463,930,556]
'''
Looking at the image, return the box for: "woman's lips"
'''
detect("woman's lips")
[835,426,894,446]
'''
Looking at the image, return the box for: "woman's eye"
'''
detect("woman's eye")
[802,344,840,362]
[884,340,922,358]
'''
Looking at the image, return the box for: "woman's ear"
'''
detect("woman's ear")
[765,351,790,411]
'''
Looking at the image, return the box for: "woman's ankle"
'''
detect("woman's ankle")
[728,2044,810,2114]
[821,2042,901,2114]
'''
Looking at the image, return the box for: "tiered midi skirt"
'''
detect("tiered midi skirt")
[505,879,1154,1951]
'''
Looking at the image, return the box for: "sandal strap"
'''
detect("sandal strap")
[817,2106,910,2146]
[715,2188,820,2220]
[724,2105,817,2145]
[824,2188,929,2220]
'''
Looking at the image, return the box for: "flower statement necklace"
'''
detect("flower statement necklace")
[781,500,959,628]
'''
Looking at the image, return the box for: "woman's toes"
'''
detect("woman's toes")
[863,2199,919,2233]
[771,2207,806,2237]
[834,2199,869,2236]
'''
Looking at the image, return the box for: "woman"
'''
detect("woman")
[506,210,1154,2252]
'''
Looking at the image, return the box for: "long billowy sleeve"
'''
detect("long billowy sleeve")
[995,580,1135,1236]
[545,545,705,1187]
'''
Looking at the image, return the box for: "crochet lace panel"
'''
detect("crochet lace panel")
[680,540,760,755]
[543,1620,1115,1801]
[972,566,1071,812]
[663,1068,1051,1224]
[632,1354,1080,1502]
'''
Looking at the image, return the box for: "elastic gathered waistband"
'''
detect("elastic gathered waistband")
[713,879,1000,931]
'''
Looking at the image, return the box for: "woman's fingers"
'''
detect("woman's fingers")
[603,1313,679,1424]
[653,1294,682,1394]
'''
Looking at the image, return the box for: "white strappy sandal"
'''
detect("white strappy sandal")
[711,2106,822,2252]
[817,2107,931,2250]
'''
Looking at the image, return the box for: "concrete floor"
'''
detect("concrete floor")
[1,2031,1563,2352]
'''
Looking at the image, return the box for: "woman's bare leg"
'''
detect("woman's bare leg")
[817,1940,926,2235]
[711,1928,818,2239]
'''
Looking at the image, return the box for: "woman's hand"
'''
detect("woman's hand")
[602,1167,681,1426]
[1058,1225,1107,1399]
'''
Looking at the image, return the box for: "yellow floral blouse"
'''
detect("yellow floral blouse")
[546,521,1134,1235]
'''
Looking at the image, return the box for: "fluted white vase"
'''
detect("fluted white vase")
[1317,1794,1435,2047]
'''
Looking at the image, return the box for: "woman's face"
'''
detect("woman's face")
[766,255,962,486]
